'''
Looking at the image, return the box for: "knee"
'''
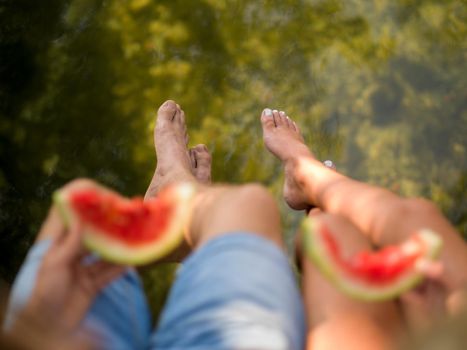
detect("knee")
[382,197,441,225]
[369,197,443,245]
[232,183,282,242]
[236,183,277,211]
[191,184,283,248]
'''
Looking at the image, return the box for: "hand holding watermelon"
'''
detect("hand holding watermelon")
[4,99,466,350]
[20,206,125,331]
[301,216,443,301]
[261,106,467,344]
[54,179,196,266]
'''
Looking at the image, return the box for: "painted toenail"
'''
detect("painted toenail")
[279,111,285,116]
[323,160,336,170]
[264,108,273,116]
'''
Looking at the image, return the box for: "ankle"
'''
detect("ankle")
[283,144,313,163]
[155,163,191,179]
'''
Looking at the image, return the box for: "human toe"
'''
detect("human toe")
[193,144,211,164]
[261,108,275,130]
[157,100,178,121]
[272,109,284,126]
[280,111,292,128]
[189,148,196,169]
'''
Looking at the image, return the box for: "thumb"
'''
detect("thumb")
[415,259,444,281]
[61,220,86,262]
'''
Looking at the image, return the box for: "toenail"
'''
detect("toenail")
[264,108,272,116]
[273,109,278,113]
[279,111,285,116]
[323,160,336,170]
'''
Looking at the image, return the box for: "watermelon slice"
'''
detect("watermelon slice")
[54,181,196,265]
[301,217,443,301]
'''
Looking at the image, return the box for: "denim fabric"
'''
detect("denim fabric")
[5,233,305,350]
[152,233,306,350]
[4,239,152,349]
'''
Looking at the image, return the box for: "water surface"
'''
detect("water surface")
[1,0,465,315]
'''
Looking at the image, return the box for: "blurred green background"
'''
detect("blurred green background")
[1,0,466,319]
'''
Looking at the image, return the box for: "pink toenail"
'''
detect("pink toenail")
[264,108,273,116]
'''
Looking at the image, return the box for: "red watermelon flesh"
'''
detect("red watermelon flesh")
[54,181,195,265]
[322,225,425,286]
[69,189,173,247]
[302,217,443,301]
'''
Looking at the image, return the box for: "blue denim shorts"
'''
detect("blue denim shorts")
[5,233,306,349]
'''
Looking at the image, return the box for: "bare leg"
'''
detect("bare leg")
[261,108,312,210]
[296,145,467,296]
[143,102,213,262]
[146,101,284,253]
[302,211,403,350]
[145,100,196,200]
[144,104,305,348]
[261,108,402,348]
[261,108,467,326]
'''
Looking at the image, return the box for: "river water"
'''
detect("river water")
[0,0,465,315]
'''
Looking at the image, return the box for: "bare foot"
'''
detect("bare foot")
[142,101,214,262]
[145,100,196,200]
[261,108,313,210]
[189,144,212,184]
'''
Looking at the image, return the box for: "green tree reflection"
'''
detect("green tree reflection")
[1,0,465,317]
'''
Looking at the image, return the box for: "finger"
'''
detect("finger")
[59,178,97,194]
[61,220,86,261]
[447,288,467,315]
[415,259,444,280]
[94,265,126,290]
[85,260,126,279]
[37,206,66,242]
[308,208,322,217]
[82,262,126,292]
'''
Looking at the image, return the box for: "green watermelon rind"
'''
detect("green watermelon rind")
[301,217,443,302]
[54,182,195,266]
